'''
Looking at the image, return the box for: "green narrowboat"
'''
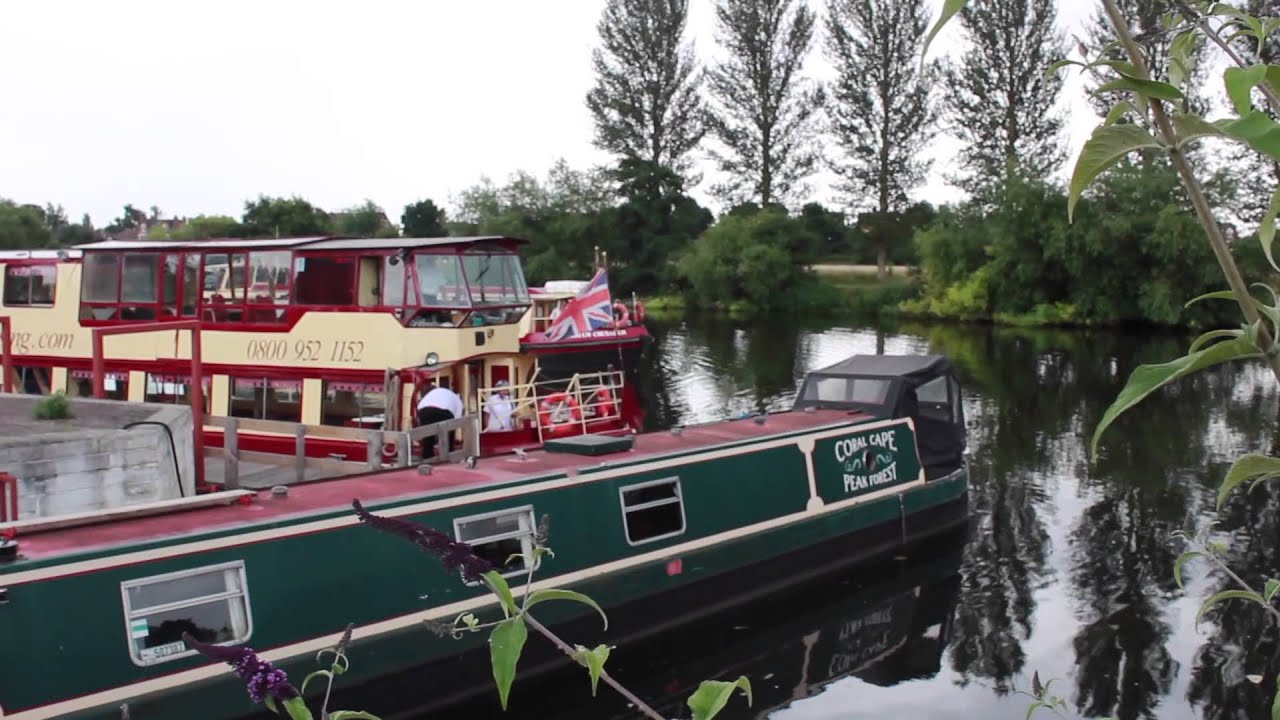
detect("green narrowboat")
[0,354,971,720]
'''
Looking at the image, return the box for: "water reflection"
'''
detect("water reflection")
[328,318,1280,720]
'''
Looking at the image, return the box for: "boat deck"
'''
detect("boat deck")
[8,408,868,562]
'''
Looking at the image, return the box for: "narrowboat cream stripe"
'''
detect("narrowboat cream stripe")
[2,416,916,587]
[0,471,930,720]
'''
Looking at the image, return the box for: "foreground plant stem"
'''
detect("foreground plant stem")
[1173,0,1280,112]
[522,614,667,720]
[1101,0,1280,383]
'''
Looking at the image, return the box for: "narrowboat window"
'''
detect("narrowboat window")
[82,252,121,303]
[294,256,356,306]
[415,254,468,307]
[453,507,538,582]
[916,376,951,421]
[321,381,385,428]
[122,253,160,304]
[120,561,253,666]
[383,256,406,306]
[3,264,57,306]
[619,478,686,545]
[801,377,889,405]
[229,378,302,422]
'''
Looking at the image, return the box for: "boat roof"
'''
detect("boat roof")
[72,235,529,252]
[6,408,868,564]
[810,354,954,381]
[0,249,83,260]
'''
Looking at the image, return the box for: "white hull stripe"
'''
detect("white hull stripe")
[3,417,912,587]
[2,468,942,720]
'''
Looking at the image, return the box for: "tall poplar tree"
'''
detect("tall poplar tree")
[824,0,937,278]
[706,0,824,207]
[943,0,1068,197]
[585,0,706,179]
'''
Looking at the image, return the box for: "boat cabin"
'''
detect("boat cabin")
[793,355,967,480]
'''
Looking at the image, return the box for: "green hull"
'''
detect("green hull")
[0,413,968,720]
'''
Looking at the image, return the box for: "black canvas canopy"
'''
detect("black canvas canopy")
[793,354,967,480]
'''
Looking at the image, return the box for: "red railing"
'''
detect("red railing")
[92,321,208,493]
[0,472,17,523]
[1,316,12,393]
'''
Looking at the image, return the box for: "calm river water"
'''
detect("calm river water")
[412,317,1280,720]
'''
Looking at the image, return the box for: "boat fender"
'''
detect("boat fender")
[612,301,630,327]
[596,387,620,418]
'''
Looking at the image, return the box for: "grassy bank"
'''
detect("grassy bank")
[644,263,922,321]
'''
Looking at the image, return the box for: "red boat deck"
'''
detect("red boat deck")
[10,409,867,562]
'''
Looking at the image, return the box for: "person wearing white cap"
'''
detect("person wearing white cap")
[486,380,515,431]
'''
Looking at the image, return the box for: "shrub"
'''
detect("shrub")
[33,391,73,420]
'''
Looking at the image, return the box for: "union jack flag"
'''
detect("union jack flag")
[545,269,614,341]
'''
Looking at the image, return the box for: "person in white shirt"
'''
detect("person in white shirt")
[416,381,464,458]
[485,380,515,431]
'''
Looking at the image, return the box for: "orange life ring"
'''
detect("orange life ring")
[596,387,620,417]
[538,393,582,437]
[612,301,630,327]
[634,301,646,323]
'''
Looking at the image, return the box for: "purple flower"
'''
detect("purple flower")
[351,499,494,582]
[182,633,299,705]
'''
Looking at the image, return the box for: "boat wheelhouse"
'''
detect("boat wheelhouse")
[0,353,970,720]
[0,236,651,483]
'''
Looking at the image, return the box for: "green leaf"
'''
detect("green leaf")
[572,644,612,696]
[1046,59,1084,76]
[1172,111,1226,146]
[489,616,528,711]
[1090,336,1263,459]
[1103,101,1134,126]
[282,697,313,720]
[1189,329,1244,353]
[327,712,383,720]
[300,669,332,696]
[1197,589,1268,624]
[1217,454,1280,508]
[1266,579,1280,603]
[1272,678,1280,720]
[265,697,280,716]
[1095,76,1185,101]
[688,677,753,720]
[1174,551,1204,589]
[1216,110,1280,162]
[1068,124,1162,222]
[1185,289,1238,308]
[525,589,609,630]
[1169,31,1199,88]
[484,570,519,618]
[922,0,967,59]
[1225,64,1268,114]
[1259,187,1280,273]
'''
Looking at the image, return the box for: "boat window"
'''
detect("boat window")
[801,376,890,405]
[120,561,253,667]
[294,255,356,306]
[916,376,951,421]
[619,478,686,545]
[461,253,530,307]
[383,256,406,306]
[453,506,539,583]
[82,252,121,303]
[2,264,57,306]
[247,251,291,305]
[122,253,160,304]
[229,377,303,422]
[321,381,385,428]
[181,255,200,317]
[68,369,129,400]
[415,254,468,307]
[145,373,211,413]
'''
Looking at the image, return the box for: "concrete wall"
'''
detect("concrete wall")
[0,395,197,520]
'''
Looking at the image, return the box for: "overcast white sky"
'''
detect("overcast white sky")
[0,1,1121,228]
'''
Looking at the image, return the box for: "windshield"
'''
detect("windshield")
[460,252,529,306]
[414,254,468,307]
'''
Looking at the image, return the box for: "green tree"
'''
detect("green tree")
[241,195,331,238]
[401,199,449,237]
[0,200,54,249]
[676,206,818,312]
[105,204,146,234]
[707,0,824,206]
[586,0,707,179]
[333,200,398,237]
[169,215,244,240]
[942,0,1068,197]
[824,0,938,278]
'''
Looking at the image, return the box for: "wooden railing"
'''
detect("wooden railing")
[205,413,481,488]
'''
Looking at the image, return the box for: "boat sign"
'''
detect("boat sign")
[812,419,921,502]
[129,618,149,640]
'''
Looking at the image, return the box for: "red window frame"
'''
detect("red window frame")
[1,261,58,307]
